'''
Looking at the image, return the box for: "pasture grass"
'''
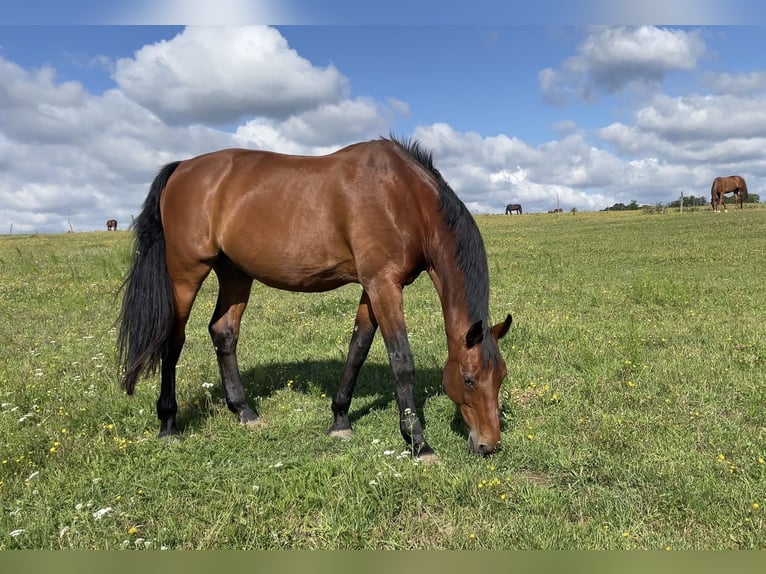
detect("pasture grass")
[1,206,765,549]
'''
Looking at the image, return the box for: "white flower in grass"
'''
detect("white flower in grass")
[92,507,113,520]
[10,529,25,538]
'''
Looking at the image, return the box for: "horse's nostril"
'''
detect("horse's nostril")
[478,442,500,457]
[469,434,500,456]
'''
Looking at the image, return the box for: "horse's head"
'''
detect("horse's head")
[443,314,512,456]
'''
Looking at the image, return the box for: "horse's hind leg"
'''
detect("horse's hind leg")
[209,261,259,425]
[329,290,378,439]
[158,273,209,436]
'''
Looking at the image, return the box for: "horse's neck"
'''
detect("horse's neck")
[426,235,476,351]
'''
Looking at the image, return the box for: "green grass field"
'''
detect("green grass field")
[1,206,765,549]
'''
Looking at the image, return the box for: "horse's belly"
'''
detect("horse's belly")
[253,261,358,292]
[226,245,359,293]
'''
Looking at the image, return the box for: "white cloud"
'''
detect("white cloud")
[413,124,623,213]
[0,26,404,233]
[703,71,766,96]
[233,97,405,154]
[597,93,766,169]
[113,26,349,125]
[2,24,766,233]
[634,94,766,140]
[540,26,706,104]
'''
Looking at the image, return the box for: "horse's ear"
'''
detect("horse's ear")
[490,314,513,340]
[465,320,484,349]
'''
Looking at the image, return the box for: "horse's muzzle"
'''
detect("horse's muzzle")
[468,433,500,457]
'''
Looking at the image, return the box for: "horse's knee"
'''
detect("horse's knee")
[389,348,414,381]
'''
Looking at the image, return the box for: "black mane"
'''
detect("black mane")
[386,135,500,367]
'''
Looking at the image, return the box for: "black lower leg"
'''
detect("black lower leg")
[157,341,181,437]
[388,334,434,458]
[213,326,259,424]
[329,313,377,435]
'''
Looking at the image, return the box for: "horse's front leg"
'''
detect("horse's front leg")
[366,282,437,462]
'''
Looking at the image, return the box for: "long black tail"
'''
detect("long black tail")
[117,161,181,394]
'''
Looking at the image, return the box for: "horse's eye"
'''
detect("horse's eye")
[463,375,476,389]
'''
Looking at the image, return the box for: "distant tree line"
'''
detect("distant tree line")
[603,193,760,212]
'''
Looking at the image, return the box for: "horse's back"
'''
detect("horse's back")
[160,142,437,291]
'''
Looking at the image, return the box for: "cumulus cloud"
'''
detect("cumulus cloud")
[412,123,623,213]
[234,97,396,154]
[703,70,766,96]
[597,93,766,165]
[113,26,350,125]
[3,24,766,233]
[540,26,706,104]
[0,26,409,233]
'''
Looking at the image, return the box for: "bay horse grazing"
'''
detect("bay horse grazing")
[505,203,522,215]
[106,219,118,231]
[711,175,748,212]
[118,136,512,460]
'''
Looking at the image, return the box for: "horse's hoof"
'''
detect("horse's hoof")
[157,426,179,439]
[158,434,180,445]
[328,428,353,441]
[417,452,440,464]
[243,418,264,429]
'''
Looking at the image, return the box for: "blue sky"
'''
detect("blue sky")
[2,2,766,232]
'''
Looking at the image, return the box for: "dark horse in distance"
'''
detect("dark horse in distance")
[118,137,512,460]
[106,219,118,231]
[505,203,522,215]
[711,175,748,212]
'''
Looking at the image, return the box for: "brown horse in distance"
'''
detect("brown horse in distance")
[118,137,512,460]
[505,203,522,215]
[106,219,118,231]
[711,175,747,212]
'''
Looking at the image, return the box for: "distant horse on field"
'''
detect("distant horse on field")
[548,208,563,214]
[106,219,118,231]
[505,203,522,215]
[711,176,747,212]
[117,136,512,460]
